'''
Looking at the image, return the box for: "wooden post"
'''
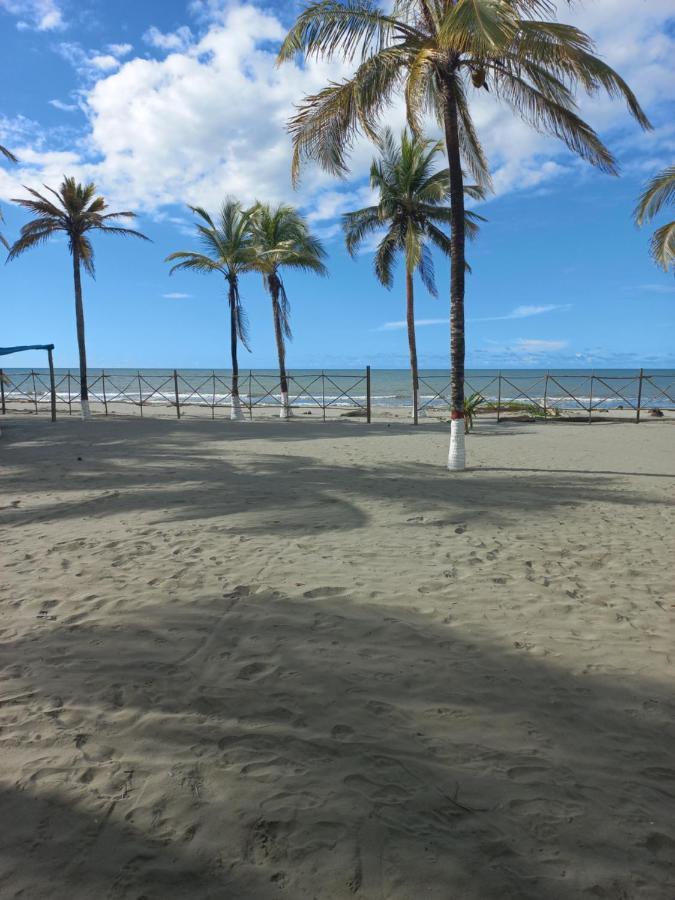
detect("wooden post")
[138,371,143,417]
[212,371,216,420]
[366,365,371,424]
[248,370,253,420]
[497,371,502,423]
[543,373,549,421]
[588,374,594,423]
[413,382,418,426]
[173,369,181,419]
[0,369,5,415]
[636,368,643,423]
[30,370,38,415]
[101,370,109,416]
[67,371,72,415]
[47,348,56,423]
[322,370,326,422]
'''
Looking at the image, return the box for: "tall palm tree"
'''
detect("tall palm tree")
[249,203,327,418]
[278,0,650,469]
[0,144,18,250]
[166,201,254,420]
[343,127,484,422]
[634,166,674,273]
[9,177,149,417]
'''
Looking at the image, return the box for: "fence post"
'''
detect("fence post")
[67,371,72,415]
[322,370,326,422]
[137,371,143,417]
[173,369,181,419]
[366,365,371,424]
[248,370,253,420]
[636,368,643,423]
[497,371,502,422]
[588,374,594,424]
[101,370,109,416]
[0,369,5,415]
[47,348,56,423]
[212,371,216,420]
[543,373,549,421]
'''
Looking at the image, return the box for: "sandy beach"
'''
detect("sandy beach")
[1,413,673,899]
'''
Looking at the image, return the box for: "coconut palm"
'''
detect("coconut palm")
[0,144,18,250]
[633,165,675,273]
[278,0,650,468]
[249,203,327,418]
[343,127,484,422]
[8,177,148,416]
[166,201,254,420]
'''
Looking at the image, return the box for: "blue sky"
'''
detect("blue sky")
[0,0,673,371]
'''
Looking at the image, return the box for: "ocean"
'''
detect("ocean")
[1,367,673,411]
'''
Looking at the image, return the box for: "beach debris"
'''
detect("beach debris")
[649,408,664,417]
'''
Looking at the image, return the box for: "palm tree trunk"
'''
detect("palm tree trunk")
[406,267,419,425]
[72,245,90,418]
[270,273,290,418]
[442,73,467,470]
[229,278,244,421]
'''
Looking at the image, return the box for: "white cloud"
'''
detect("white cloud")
[143,25,193,52]
[48,99,79,113]
[106,43,133,58]
[515,339,568,352]
[378,318,449,331]
[635,284,675,295]
[163,292,193,299]
[472,304,572,322]
[1,0,673,229]
[89,54,121,72]
[0,0,63,31]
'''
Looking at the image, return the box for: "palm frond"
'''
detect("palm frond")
[649,220,675,272]
[0,144,18,163]
[634,166,675,224]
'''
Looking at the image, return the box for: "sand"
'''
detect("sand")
[0,412,674,899]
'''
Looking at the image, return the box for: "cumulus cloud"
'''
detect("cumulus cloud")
[1,0,673,230]
[143,25,193,52]
[0,0,63,31]
[163,292,192,299]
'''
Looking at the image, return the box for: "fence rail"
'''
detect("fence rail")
[0,367,672,424]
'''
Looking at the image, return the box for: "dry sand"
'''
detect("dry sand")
[0,413,674,899]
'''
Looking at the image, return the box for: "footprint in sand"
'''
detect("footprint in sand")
[236,661,270,681]
[331,724,354,740]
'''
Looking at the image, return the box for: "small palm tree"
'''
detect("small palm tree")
[634,166,674,273]
[9,177,149,417]
[166,201,254,420]
[0,144,18,250]
[343,127,484,422]
[249,203,327,418]
[278,0,650,468]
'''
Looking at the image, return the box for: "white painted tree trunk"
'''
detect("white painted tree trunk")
[279,392,292,419]
[80,399,91,419]
[230,395,246,421]
[447,419,466,471]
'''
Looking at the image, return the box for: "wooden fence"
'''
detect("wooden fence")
[1,367,673,424]
[417,370,674,422]
[0,368,372,422]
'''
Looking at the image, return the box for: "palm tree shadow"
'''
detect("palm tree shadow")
[3,590,673,899]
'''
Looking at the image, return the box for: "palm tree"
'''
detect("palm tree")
[278,0,650,469]
[249,203,327,418]
[166,201,254,420]
[8,177,148,417]
[633,166,674,273]
[0,144,18,250]
[343,127,484,423]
